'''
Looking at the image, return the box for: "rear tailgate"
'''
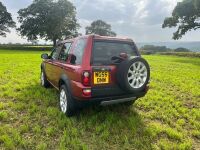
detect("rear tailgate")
[90,39,138,98]
[91,66,126,98]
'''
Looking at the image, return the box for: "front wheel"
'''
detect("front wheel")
[41,70,50,88]
[59,85,76,117]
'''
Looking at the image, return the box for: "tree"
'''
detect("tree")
[0,2,15,37]
[140,45,170,52]
[30,40,39,45]
[85,20,116,36]
[17,0,79,46]
[162,0,200,40]
[174,47,190,52]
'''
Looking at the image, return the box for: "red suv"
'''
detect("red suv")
[41,35,150,116]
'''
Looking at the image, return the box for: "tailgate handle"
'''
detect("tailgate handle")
[93,67,111,71]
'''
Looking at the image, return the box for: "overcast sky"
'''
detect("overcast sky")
[0,0,200,44]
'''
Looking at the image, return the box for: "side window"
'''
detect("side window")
[51,46,62,60]
[73,38,87,64]
[59,42,72,61]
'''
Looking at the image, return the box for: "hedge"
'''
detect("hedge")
[0,45,52,51]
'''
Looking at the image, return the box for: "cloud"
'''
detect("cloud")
[74,0,200,42]
[0,0,199,43]
[75,0,179,25]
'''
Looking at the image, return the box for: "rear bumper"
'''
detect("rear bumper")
[70,80,148,105]
[73,91,147,106]
[100,97,136,106]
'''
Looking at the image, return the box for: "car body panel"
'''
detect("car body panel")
[41,34,149,102]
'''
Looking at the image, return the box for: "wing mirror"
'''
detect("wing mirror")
[41,53,49,59]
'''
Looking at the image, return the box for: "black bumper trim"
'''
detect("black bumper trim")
[73,91,146,104]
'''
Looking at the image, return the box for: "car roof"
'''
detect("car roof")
[58,34,134,45]
[92,34,133,42]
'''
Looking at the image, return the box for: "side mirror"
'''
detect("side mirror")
[41,53,49,59]
[70,54,76,64]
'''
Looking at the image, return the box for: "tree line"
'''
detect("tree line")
[140,45,190,55]
[0,0,200,46]
[0,0,116,46]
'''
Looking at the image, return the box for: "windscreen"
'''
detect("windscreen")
[92,41,137,65]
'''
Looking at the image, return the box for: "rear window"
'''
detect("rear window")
[92,41,137,65]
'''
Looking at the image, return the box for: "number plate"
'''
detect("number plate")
[94,71,109,84]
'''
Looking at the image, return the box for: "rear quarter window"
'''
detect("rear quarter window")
[72,38,87,65]
[92,41,137,65]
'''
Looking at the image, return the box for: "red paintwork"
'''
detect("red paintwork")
[43,35,136,100]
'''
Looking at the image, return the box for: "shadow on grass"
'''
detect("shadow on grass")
[74,104,153,149]
[16,83,153,149]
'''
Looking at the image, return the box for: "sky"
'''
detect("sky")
[0,0,200,44]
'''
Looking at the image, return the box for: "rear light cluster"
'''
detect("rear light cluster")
[82,71,90,86]
[82,71,91,97]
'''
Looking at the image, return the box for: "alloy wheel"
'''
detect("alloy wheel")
[60,89,68,113]
[127,61,147,88]
[41,72,44,86]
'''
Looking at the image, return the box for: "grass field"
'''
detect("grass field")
[0,50,199,150]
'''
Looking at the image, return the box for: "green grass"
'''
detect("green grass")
[159,52,200,58]
[0,49,199,149]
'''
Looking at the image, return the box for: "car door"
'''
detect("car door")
[53,38,87,87]
[62,38,87,83]
[51,42,73,87]
[45,45,62,85]
[44,48,55,81]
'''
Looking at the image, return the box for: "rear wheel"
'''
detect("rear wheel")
[59,85,76,117]
[41,70,50,88]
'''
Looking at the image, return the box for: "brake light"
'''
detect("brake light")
[82,71,90,86]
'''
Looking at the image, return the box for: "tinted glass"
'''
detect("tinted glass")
[73,38,87,64]
[51,46,62,60]
[59,42,72,61]
[92,41,137,65]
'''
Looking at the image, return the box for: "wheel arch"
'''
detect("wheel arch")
[59,74,71,91]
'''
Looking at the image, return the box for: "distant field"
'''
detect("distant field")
[158,52,200,58]
[0,50,199,149]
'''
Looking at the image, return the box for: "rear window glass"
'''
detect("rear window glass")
[92,41,137,65]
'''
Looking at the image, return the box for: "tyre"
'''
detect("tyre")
[116,57,150,93]
[41,70,50,88]
[59,85,76,117]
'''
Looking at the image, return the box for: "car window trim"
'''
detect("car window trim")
[50,45,63,60]
[57,42,72,63]
[71,37,87,65]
